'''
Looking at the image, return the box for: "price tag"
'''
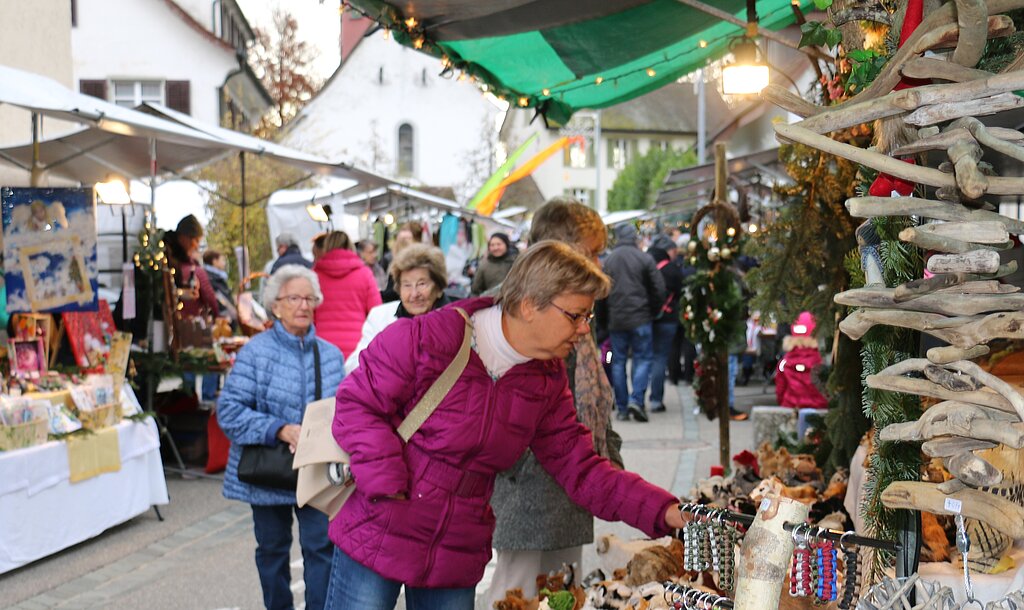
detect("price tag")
[944,498,963,514]
[759,498,771,512]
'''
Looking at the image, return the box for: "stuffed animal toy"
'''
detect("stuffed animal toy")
[788,454,824,491]
[751,476,818,505]
[625,538,685,586]
[495,588,538,610]
[757,442,793,480]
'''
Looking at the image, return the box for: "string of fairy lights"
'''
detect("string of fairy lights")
[339,1,798,111]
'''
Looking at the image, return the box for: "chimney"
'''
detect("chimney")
[340,9,373,63]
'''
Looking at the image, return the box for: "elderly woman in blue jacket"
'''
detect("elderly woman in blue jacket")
[218,264,345,610]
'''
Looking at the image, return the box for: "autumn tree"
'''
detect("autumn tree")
[197,9,323,287]
[250,9,323,129]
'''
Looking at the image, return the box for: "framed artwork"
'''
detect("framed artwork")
[10,339,46,376]
[11,313,55,365]
[62,300,115,369]
[2,187,98,313]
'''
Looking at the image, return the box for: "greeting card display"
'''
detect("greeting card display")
[9,339,46,376]
[62,300,115,369]
[1,187,98,313]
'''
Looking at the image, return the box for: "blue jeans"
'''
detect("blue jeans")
[610,323,654,412]
[325,547,475,610]
[728,354,738,409]
[251,504,333,610]
[649,320,679,407]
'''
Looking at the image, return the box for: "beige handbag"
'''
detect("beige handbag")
[293,308,472,518]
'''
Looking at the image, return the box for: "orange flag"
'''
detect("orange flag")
[477,136,583,216]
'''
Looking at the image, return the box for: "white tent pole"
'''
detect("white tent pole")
[30,112,42,187]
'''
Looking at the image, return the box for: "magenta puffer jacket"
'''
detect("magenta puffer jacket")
[314,248,382,358]
[330,298,678,588]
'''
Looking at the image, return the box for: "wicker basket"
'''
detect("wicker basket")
[0,418,49,451]
[78,403,122,431]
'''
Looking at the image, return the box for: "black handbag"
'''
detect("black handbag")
[237,341,322,491]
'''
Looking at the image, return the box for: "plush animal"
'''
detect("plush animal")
[751,476,818,505]
[595,535,676,576]
[625,538,684,586]
[757,442,794,480]
[494,588,538,610]
[789,454,823,488]
[920,511,950,563]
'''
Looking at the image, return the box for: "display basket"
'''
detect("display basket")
[78,403,122,431]
[0,418,49,451]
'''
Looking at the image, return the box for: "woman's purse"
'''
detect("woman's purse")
[236,341,322,491]
[293,308,472,518]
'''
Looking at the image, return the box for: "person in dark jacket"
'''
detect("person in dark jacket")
[485,198,623,608]
[471,232,516,296]
[202,249,237,323]
[270,232,313,274]
[646,234,683,413]
[602,223,666,422]
[166,214,218,320]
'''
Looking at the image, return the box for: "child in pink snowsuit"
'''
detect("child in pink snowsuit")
[775,311,828,409]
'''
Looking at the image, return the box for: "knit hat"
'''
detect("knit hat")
[649,234,677,252]
[791,311,816,336]
[176,214,204,238]
[614,223,638,242]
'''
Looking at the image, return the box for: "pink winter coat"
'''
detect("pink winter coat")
[330,298,677,588]
[313,249,381,358]
[775,345,828,409]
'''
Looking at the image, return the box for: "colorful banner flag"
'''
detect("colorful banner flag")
[476,136,582,216]
[466,133,538,210]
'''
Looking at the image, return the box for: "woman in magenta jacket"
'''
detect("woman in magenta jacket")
[326,241,687,610]
[313,231,382,359]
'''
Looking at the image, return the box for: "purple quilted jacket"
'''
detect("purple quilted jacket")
[330,297,678,588]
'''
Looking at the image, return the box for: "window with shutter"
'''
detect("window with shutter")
[79,80,107,100]
[165,81,191,115]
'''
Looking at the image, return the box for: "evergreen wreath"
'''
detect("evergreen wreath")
[679,201,747,418]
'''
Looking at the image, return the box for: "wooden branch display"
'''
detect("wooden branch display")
[846,196,1024,234]
[764,1,1024,543]
[734,496,808,610]
[881,482,1024,539]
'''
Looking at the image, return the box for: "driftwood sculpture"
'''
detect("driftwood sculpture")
[760,0,1024,559]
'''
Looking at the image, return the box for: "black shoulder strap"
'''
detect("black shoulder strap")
[313,340,322,400]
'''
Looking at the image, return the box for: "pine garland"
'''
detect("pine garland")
[679,224,746,418]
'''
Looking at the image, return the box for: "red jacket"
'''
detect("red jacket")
[313,249,381,358]
[775,345,828,409]
[330,298,677,587]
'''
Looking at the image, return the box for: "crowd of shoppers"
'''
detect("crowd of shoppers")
[193,197,825,610]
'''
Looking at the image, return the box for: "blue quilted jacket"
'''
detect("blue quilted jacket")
[219,321,345,505]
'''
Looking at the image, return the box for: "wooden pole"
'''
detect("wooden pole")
[714,141,731,470]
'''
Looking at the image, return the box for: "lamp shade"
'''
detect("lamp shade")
[306,203,329,223]
[722,39,769,95]
[95,177,131,204]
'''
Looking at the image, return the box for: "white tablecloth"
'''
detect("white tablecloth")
[0,419,169,574]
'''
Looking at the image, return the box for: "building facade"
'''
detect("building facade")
[71,0,269,128]
[280,26,501,201]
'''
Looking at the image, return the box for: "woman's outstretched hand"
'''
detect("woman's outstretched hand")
[664,503,690,530]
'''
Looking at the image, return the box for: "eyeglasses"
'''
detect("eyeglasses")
[550,303,595,327]
[277,295,318,307]
[399,280,433,292]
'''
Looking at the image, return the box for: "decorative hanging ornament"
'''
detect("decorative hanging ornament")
[688,240,698,254]
[721,247,732,260]
[708,247,720,262]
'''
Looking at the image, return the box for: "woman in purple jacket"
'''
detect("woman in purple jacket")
[325,241,687,610]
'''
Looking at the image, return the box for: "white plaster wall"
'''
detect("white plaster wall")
[281,32,499,196]
[71,0,239,127]
[502,109,693,211]
[0,0,77,186]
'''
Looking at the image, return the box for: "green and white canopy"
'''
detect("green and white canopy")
[344,0,815,123]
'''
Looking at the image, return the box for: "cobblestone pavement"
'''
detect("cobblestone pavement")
[2,381,766,609]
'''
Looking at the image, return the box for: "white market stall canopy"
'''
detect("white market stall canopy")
[340,184,516,232]
[266,177,360,259]
[0,64,391,189]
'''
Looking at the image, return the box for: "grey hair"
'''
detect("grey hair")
[262,265,323,318]
[275,232,299,248]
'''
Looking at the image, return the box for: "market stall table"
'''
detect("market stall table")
[0,418,169,574]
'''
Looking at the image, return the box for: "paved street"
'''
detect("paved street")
[1,380,773,609]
